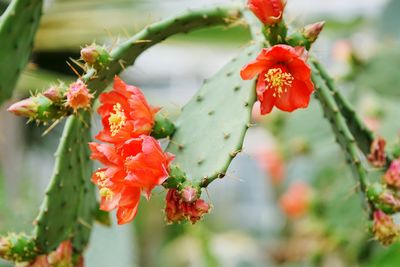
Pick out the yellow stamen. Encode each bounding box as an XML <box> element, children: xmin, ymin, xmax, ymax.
<box><xmin>264</xmin><ymin>68</ymin><xmax>294</xmax><ymax>98</ymax></box>
<box><xmin>99</xmin><ymin>187</ymin><xmax>114</xmax><ymax>200</ymax></box>
<box><xmin>96</xmin><ymin>171</ymin><xmax>107</xmax><ymax>187</ymax></box>
<box><xmin>108</xmin><ymin>103</ymin><xmax>126</xmax><ymax>136</ymax></box>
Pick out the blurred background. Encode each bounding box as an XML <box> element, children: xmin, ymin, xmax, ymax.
<box><xmin>1</xmin><ymin>0</ymin><xmax>400</xmax><ymax>266</ymax></box>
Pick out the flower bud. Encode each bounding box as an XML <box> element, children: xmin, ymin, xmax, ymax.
<box><xmin>65</xmin><ymin>80</ymin><xmax>93</xmax><ymax>112</ymax></box>
<box><xmin>80</xmin><ymin>44</ymin><xmax>111</xmax><ymax>69</ymax></box>
<box><xmin>373</xmin><ymin>210</ymin><xmax>400</xmax><ymax>246</ymax></box>
<box><xmin>368</xmin><ymin>137</ymin><xmax>387</xmax><ymax>168</ymax></box>
<box><xmin>30</xmin><ymin>255</ymin><xmax>51</xmax><ymax>267</ymax></box>
<box><xmin>247</xmin><ymin>0</ymin><xmax>286</xmax><ymax>26</ymax></box>
<box><xmin>384</xmin><ymin>159</ymin><xmax>400</xmax><ymax>189</ymax></box>
<box><xmin>43</xmin><ymin>85</ymin><xmax>66</xmax><ymax>102</ymax></box>
<box><xmin>302</xmin><ymin>21</ymin><xmax>325</xmax><ymax>43</ymax></box>
<box><xmin>7</xmin><ymin>98</ymin><xmax>39</xmax><ymax>118</ymax></box>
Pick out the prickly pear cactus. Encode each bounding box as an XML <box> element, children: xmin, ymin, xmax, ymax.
<box><xmin>33</xmin><ymin>114</ymin><xmax>95</xmax><ymax>253</ymax></box>
<box><xmin>0</xmin><ymin>0</ymin><xmax>43</xmax><ymax>104</ymax></box>
<box><xmin>166</xmin><ymin>43</ymin><xmax>263</xmax><ymax>187</ymax></box>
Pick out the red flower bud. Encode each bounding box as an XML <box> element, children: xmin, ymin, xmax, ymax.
<box><xmin>373</xmin><ymin>210</ymin><xmax>399</xmax><ymax>246</ymax></box>
<box><xmin>368</xmin><ymin>137</ymin><xmax>387</xmax><ymax>168</ymax></box>
<box><xmin>302</xmin><ymin>21</ymin><xmax>325</xmax><ymax>43</ymax></box>
<box><xmin>43</xmin><ymin>85</ymin><xmax>65</xmax><ymax>102</ymax></box>
<box><xmin>384</xmin><ymin>159</ymin><xmax>400</xmax><ymax>189</ymax></box>
<box><xmin>65</xmin><ymin>80</ymin><xmax>93</xmax><ymax>112</ymax></box>
<box><xmin>247</xmin><ymin>0</ymin><xmax>286</xmax><ymax>26</ymax></box>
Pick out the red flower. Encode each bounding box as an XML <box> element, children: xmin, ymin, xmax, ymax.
<box><xmin>165</xmin><ymin>189</ymin><xmax>210</xmax><ymax>224</ymax></box>
<box><xmin>65</xmin><ymin>79</ymin><xmax>93</xmax><ymax>112</ymax></box>
<box><xmin>89</xmin><ymin>135</ymin><xmax>174</xmax><ymax>224</ymax></box>
<box><xmin>247</xmin><ymin>0</ymin><xmax>286</xmax><ymax>25</ymax></box>
<box><xmin>241</xmin><ymin>44</ymin><xmax>314</xmax><ymax>114</ymax></box>
<box><xmin>96</xmin><ymin>76</ymin><xmax>159</xmax><ymax>145</ymax></box>
<box><xmin>384</xmin><ymin>159</ymin><xmax>400</xmax><ymax>189</ymax></box>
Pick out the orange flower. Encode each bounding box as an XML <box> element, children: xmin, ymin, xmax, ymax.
<box><xmin>241</xmin><ymin>45</ymin><xmax>314</xmax><ymax>115</ymax></box>
<box><xmin>247</xmin><ymin>0</ymin><xmax>286</xmax><ymax>26</ymax></box>
<box><xmin>65</xmin><ymin>79</ymin><xmax>93</xmax><ymax>112</ymax></box>
<box><xmin>123</xmin><ymin>136</ymin><xmax>175</xmax><ymax>198</ymax></box>
<box><xmin>279</xmin><ymin>182</ymin><xmax>311</xmax><ymax>218</ymax></box>
<box><xmin>96</xmin><ymin>76</ymin><xmax>159</xmax><ymax>146</ymax></box>
<box><xmin>89</xmin><ymin>135</ymin><xmax>173</xmax><ymax>224</ymax></box>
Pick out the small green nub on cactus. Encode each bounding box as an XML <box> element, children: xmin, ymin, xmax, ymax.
<box><xmin>151</xmin><ymin>113</ymin><xmax>176</xmax><ymax>139</ymax></box>
<box><xmin>80</xmin><ymin>44</ymin><xmax>111</xmax><ymax>69</ymax></box>
<box><xmin>163</xmin><ymin>165</ymin><xmax>187</xmax><ymax>189</ymax></box>
<box><xmin>366</xmin><ymin>183</ymin><xmax>385</xmax><ymax>201</ymax></box>
<box><xmin>0</xmin><ymin>233</ymin><xmax>37</xmax><ymax>262</ymax></box>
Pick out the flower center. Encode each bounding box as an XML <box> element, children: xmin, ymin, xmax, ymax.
<box><xmin>99</xmin><ymin>187</ymin><xmax>114</xmax><ymax>200</ymax></box>
<box><xmin>264</xmin><ymin>67</ymin><xmax>294</xmax><ymax>98</ymax></box>
<box><xmin>96</xmin><ymin>171</ymin><xmax>108</xmax><ymax>187</ymax></box>
<box><xmin>108</xmin><ymin>103</ymin><xmax>126</xmax><ymax>136</ymax></box>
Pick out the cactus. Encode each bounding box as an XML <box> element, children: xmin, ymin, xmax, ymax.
<box><xmin>166</xmin><ymin>43</ymin><xmax>262</xmax><ymax>187</ymax></box>
<box><xmin>33</xmin><ymin>113</ymin><xmax>95</xmax><ymax>253</ymax></box>
<box><xmin>0</xmin><ymin>0</ymin><xmax>43</xmax><ymax>104</ymax></box>
<box><xmin>82</xmin><ymin>5</ymin><xmax>241</xmax><ymax>98</ymax></box>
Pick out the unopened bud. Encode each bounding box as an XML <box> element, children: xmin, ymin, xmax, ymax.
<box><xmin>373</xmin><ymin>210</ymin><xmax>400</xmax><ymax>246</ymax></box>
<box><xmin>7</xmin><ymin>98</ymin><xmax>39</xmax><ymax>117</ymax></box>
<box><xmin>80</xmin><ymin>44</ymin><xmax>111</xmax><ymax>68</ymax></box>
<box><xmin>8</xmin><ymin>95</ymin><xmax>59</xmax><ymax>122</ymax></box>
<box><xmin>384</xmin><ymin>159</ymin><xmax>400</xmax><ymax>189</ymax></box>
<box><xmin>368</xmin><ymin>137</ymin><xmax>387</xmax><ymax>168</ymax></box>
<box><xmin>303</xmin><ymin>21</ymin><xmax>325</xmax><ymax>43</ymax></box>
<box><xmin>43</xmin><ymin>85</ymin><xmax>66</xmax><ymax>102</ymax></box>
<box><xmin>0</xmin><ymin>233</ymin><xmax>36</xmax><ymax>262</ymax></box>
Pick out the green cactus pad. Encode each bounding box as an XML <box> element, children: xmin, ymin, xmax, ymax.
<box><xmin>166</xmin><ymin>44</ymin><xmax>262</xmax><ymax>186</ymax></box>
<box><xmin>0</xmin><ymin>0</ymin><xmax>43</xmax><ymax>104</ymax></box>
<box><xmin>33</xmin><ymin>114</ymin><xmax>95</xmax><ymax>253</ymax></box>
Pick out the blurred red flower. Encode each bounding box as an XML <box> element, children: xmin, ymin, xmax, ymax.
<box><xmin>247</xmin><ymin>0</ymin><xmax>286</xmax><ymax>25</ymax></box>
<box><xmin>279</xmin><ymin>182</ymin><xmax>311</xmax><ymax>218</ymax></box>
<box><xmin>241</xmin><ymin>44</ymin><xmax>314</xmax><ymax>115</ymax></box>
<box><xmin>96</xmin><ymin>76</ymin><xmax>159</xmax><ymax>146</ymax></box>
